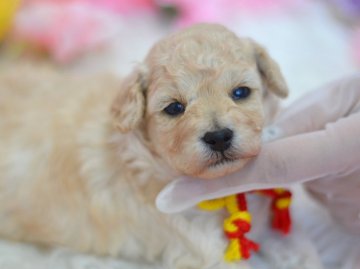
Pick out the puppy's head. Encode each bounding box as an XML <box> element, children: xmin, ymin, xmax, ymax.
<box><xmin>112</xmin><ymin>24</ymin><xmax>288</xmax><ymax>179</ymax></box>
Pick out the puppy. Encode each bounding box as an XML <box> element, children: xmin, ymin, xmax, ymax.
<box><xmin>0</xmin><ymin>24</ymin><xmax>287</xmax><ymax>269</ymax></box>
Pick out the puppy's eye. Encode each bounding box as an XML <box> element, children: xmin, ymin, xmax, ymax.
<box><xmin>231</xmin><ymin>86</ymin><xmax>251</xmax><ymax>100</ymax></box>
<box><xmin>164</xmin><ymin>102</ymin><xmax>185</xmax><ymax>116</ymax></box>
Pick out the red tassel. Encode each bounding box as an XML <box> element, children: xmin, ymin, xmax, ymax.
<box><xmin>272</xmin><ymin>207</ymin><xmax>291</xmax><ymax>234</ymax></box>
<box><xmin>239</xmin><ymin>237</ymin><xmax>260</xmax><ymax>259</ymax></box>
<box><xmin>236</xmin><ymin>193</ymin><xmax>248</xmax><ymax>211</ymax></box>
<box><xmin>257</xmin><ymin>189</ymin><xmax>292</xmax><ymax>235</ymax></box>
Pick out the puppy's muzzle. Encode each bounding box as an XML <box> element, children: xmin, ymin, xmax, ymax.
<box><xmin>202</xmin><ymin>128</ymin><xmax>234</xmax><ymax>152</ymax></box>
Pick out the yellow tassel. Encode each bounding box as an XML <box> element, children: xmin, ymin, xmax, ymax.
<box><xmin>197</xmin><ymin>198</ymin><xmax>225</xmax><ymax>211</ymax></box>
<box><xmin>274</xmin><ymin>188</ymin><xmax>286</xmax><ymax>194</ymax></box>
<box><xmin>225</xmin><ymin>195</ymin><xmax>239</xmax><ymax>214</ymax></box>
<box><xmin>275</xmin><ymin>197</ymin><xmax>291</xmax><ymax>209</ymax></box>
<box><xmin>224</xmin><ymin>239</ymin><xmax>242</xmax><ymax>262</ymax></box>
<box><xmin>198</xmin><ymin>194</ymin><xmax>252</xmax><ymax>262</ymax></box>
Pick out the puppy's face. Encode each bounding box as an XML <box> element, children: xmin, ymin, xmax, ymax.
<box><xmin>146</xmin><ymin>65</ymin><xmax>265</xmax><ymax>179</ymax></box>
<box><xmin>112</xmin><ymin>24</ymin><xmax>288</xmax><ymax>179</ymax></box>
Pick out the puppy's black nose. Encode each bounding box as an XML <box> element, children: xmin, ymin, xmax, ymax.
<box><xmin>202</xmin><ymin>128</ymin><xmax>234</xmax><ymax>152</ymax></box>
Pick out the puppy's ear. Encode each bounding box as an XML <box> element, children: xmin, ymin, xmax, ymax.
<box><xmin>111</xmin><ymin>66</ymin><xmax>147</xmax><ymax>133</ymax></box>
<box><xmin>251</xmin><ymin>40</ymin><xmax>288</xmax><ymax>98</ymax></box>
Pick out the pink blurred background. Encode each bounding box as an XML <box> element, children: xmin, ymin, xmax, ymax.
<box><xmin>2</xmin><ymin>0</ymin><xmax>358</xmax><ymax>104</ymax></box>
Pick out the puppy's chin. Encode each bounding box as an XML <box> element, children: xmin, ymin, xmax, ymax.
<box><xmin>194</xmin><ymin>157</ymin><xmax>252</xmax><ymax>179</ymax></box>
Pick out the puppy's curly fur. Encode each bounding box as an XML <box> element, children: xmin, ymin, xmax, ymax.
<box><xmin>0</xmin><ymin>24</ymin><xmax>287</xmax><ymax>269</ymax></box>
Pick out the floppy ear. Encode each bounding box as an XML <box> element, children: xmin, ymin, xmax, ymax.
<box><xmin>251</xmin><ymin>40</ymin><xmax>289</xmax><ymax>98</ymax></box>
<box><xmin>111</xmin><ymin>66</ymin><xmax>147</xmax><ymax>133</ymax></box>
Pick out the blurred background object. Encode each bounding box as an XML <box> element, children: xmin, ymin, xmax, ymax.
<box><xmin>0</xmin><ymin>1</ymin><xmax>359</xmax><ymax>269</ymax></box>
<box><xmin>0</xmin><ymin>0</ymin><xmax>20</xmax><ymax>40</ymax></box>
<box><xmin>325</xmin><ymin>0</ymin><xmax>360</xmax><ymax>26</ymax></box>
<box><xmin>158</xmin><ymin>0</ymin><xmax>302</xmax><ymax>27</ymax></box>
<box><xmin>1</xmin><ymin>0</ymin><xmax>359</xmax><ymax>81</ymax></box>
<box><xmin>13</xmin><ymin>0</ymin><xmax>121</xmax><ymax>63</ymax></box>
<box><xmin>1</xmin><ymin>0</ymin><xmax>358</xmax><ymax>94</ymax></box>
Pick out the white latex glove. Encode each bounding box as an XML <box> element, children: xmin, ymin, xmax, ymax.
<box><xmin>156</xmin><ymin>74</ymin><xmax>360</xmax><ymax>215</ymax></box>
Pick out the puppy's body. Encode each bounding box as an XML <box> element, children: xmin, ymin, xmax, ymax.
<box><xmin>0</xmin><ymin>67</ymin><xmax>246</xmax><ymax>268</ymax></box>
<box><xmin>0</xmin><ymin>24</ymin><xmax>287</xmax><ymax>269</ymax></box>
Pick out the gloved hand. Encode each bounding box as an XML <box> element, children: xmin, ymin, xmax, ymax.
<box><xmin>156</xmin><ymin>74</ymin><xmax>360</xmax><ymax>215</ymax></box>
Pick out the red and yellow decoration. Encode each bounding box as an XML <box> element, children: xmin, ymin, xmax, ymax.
<box><xmin>257</xmin><ymin>188</ymin><xmax>292</xmax><ymax>234</ymax></box>
<box><xmin>198</xmin><ymin>188</ymin><xmax>292</xmax><ymax>262</ymax></box>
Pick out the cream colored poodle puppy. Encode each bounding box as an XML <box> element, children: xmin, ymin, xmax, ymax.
<box><xmin>0</xmin><ymin>24</ymin><xmax>288</xmax><ymax>269</ymax></box>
